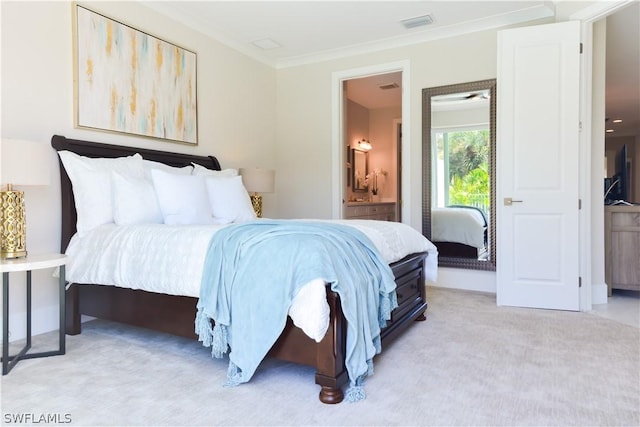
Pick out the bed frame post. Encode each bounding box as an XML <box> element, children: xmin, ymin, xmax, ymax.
<box><xmin>65</xmin><ymin>284</ymin><xmax>81</xmax><ymax>335</ymax></box>
<box><xmin>314</xmin><ymin>290</ymin><xmax>348</xmax><ymax>404</ymax></box>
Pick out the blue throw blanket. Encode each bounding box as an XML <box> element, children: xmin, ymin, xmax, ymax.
<box><xmin>195</xmin><ymin>220</ymin><xmax>397</xmax><ymax>402</ymax></box>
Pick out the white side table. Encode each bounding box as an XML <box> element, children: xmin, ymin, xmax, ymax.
<box><xmin>1</xmin><ymin>254</ymin><xmax>67</xmax><ymax>375</ymax></box>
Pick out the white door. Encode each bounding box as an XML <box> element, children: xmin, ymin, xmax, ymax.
<box><xmin>496</xmin><ymin>21</ymin><xmax>581</xmax><ymax>310</ymax></box>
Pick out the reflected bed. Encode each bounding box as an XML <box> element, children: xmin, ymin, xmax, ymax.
<box><xmin>431</xmin><ymin>206</ymin><xmax>488</xmax><ymax>259</ymax></box>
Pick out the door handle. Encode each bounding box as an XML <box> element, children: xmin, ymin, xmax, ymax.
<box><xmin>504</xmin><ymin>197</ymin><xmax>523</xmax><ymax>206</ymax></box>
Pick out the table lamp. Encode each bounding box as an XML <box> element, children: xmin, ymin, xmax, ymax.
<box><xmin>239</xmin><ymin>168</ymin><xmax>275</xmax><ymax>218</ymax></box>
<box><xmin>0</xmin><ymin>139</ymin><xmax>50</xmax><ymax>259</ymax></box>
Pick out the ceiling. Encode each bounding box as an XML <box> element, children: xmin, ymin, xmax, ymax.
<box><xmin>144</xmin><ymin>1</ymin><xmax>555</xmax><ymax>68</ymax></box>
<box><xmin>345</xmin><ymin>72</ymin><xmax>402</xmax><ymax>110</ymax></box>
<box><xmin>142</xmin><ymin>1</ymin><xmax>639</xmax><ymax>137</ymax></box>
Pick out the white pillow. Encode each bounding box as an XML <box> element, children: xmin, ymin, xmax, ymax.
<box><xmin>192</xmin><ymin>163</ymin><xmax>237</xmax><ymax>177</ymax></box>
<box><xmin>58</xmin><ymin>151</ymin><xmax>145</xmax><ymax>235</ymax></box>
<box><xmin>111</xmin><ymin>172</ymin><xmax>163</xmax><ymax>225</ymax></box>
<box><xmin>204</xmin><ymin>175</ymin><xmax>257</xmax><ymax>224</ymax></box>
<box><xmin>142</xmin><ymin>158</ymin><xmax>193</xmax><ymax>178</ymax></box>
<box><xmin>150</xmin><ymin>169</ymin><xmax>215</xmax><ymax>225</ymax></box>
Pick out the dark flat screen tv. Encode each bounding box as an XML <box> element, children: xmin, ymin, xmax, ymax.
<box><xmin>604</xmin><ymin>144</ymin><xmax>629</xmax><ymax>204</ymax></box>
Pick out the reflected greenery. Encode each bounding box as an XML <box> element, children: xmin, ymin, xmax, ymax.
<box><xmin>435</xmin><ymin>129</ymin><xmax>490</xmax><ymax>215</ymax></box>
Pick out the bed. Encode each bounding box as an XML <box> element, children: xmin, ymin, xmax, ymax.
<box><xmin>51</xmin><ymin>134</ymin><xmax>436</xmax><ymax>404</ymax></box>
<box><xmin>431</xmin><ymin>206</ymin><xmax>488</xmax><ymax>259</ymax></box>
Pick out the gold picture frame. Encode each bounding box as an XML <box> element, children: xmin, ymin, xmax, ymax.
<box><xmin>73</xmin><ymin>4</ymin><xmax>198</xmax><ymax>144</ymax></box>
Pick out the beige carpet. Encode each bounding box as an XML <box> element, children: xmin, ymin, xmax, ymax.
<box><xmin>1</xmin><ymin>287</ymin><xmax>638</xmax><ymax>426</ymax></box>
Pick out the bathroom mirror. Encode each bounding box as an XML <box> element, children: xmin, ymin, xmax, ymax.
<box><xmin>422</xmin><ymin>79</ymin><xmax>496</xmax><ymax>271</ymax></box>
<box><xmin>352</xmin><ymin>149</ymin><xmax>369</xmax><ymax>192</ymax></box>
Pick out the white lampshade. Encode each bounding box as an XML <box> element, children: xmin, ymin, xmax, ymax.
<box><xmin>1</xmin><ymin>139</ymin><xmax>51</xmax><ymax>187</ymax></box>
<box><xmin>239</xmin><ymin>168</ymin><xmax>275</xmax><ymax>193</ymax></box>
<box><xmin>1</xmin><ymin>139</ymin><xmax>50</xmax><ymax>258</ymax></box>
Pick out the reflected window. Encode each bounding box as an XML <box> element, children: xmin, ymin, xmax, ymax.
<box><xmin>432</xmin><ymin>127</ymin><xmax>490</xmax><ymax>217</ymax></box>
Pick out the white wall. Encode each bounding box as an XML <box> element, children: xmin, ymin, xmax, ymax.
<box><xmin>1</xmin><ymin>1</ymin><xmax>276</xmax><ymax>341</ymax></box>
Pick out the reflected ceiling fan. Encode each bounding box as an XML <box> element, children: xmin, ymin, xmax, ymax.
<box><xmin>433</xmin><ymin>90</ymin><xmax>490</xmax><ymax>102</ymax></box>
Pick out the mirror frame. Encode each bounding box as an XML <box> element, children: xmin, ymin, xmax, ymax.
<box><xmin>351</xmin><ymin>148</ymin><xmax>369</xmax><ymax>193</ymax></box>
<box><xmin>422</xmin><ymin>79</ymin><xmax>497</xmax><ymax>271</ymax></box>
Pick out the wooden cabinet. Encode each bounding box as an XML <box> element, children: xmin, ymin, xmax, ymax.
<box><xmin>345</xmin><ymin>202</ymin><xmax>397</xmax><ymax>221</ymax></box>
<box><xmin>604</xmin><ymin>205</ymin><xmax>640</xmax><ymax>295</ymax></box>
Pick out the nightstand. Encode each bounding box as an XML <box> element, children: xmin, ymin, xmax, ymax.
<box><xmin>1</xmin><ymin>254</ymin><xmax>67</xmax><ymax>375</ymax></box>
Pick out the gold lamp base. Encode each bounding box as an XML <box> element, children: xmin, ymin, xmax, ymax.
<box><xmin>1</xmin><ymin>189</ymin><xmax>27</xmax><ymax>259</ymax></box>
<box><xmin>250</xmin><ymin>193</ymin><xmax>263</xmax><ymax>218</ymax></box>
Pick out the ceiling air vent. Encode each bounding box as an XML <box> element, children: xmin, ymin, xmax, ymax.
<box><xmin>378</xmin><ymin>82</ymin><xmax>400</xmax><ymax>90</ymax></box>
<box><xmin>251</xmin><ymin>38</ymin><xmax>281</xmax><ymax>50</ymax></box>
<box><xmin>400</xmin><ymin>14</ymin><xmax>434</xmax><ymax>30</ymax></box>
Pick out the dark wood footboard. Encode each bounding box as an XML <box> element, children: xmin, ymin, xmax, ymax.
<box><xmin>64</xmin><ymin>251</ymin><xmax>428</xmax><ymax>404</ymax></box>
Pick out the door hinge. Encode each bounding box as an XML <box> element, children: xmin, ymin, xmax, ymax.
<box><xmin>579</xmin><ymin>199</ymin><xmax>582</xmax><ymax>210</ymax></box>
<box><xmin>579</xmin><ymin>277</ymin><xmax>582</xmax><ymax>288</ymax></box>
<box><xmin>580</xmin><ymin>42</ymin><xmax>583</xmax><ymax>54</ymax></box>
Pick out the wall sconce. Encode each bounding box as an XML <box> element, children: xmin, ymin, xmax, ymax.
<box><xmin>0</xmin><ymin>139</ymin><xmax>51</xmax><ymax>258</ymax></box>
<box><xmin>239</xmin><ymin>167</ymin><xmax>275</xmax><ymax>218</ymax></box>
<box><xmin>357</xmin><ymin>139</ymin><xmax>372</xmax><ymax>151</ymax></box>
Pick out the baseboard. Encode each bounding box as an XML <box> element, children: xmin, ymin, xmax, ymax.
<box><xmin>431</xmin><ymin>267</ymin><xmax>496</xmax><ymax>294</ymax></box>
<box><xmin>591</xmin><ymin>282</ymin><xmax>608</xmax><ymax>305</ymax></box>
<box><xmin>4</xmin><ymin>305</ymin><xmax>61</xmax><ymax>343</ymax></box>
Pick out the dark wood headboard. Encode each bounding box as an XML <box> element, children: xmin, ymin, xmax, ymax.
<box><xmin>51</xmin><ymin>135</ymin><xmax>222</xmax><ymax>252</ymax></box>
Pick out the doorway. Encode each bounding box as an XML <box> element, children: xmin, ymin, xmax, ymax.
<box><xmin>566</xmin><ymin>0</ymin><xmax>640</xmax><ymax>310</ymax></box>
<box><xmin>599</xmin><ymin>2</ymin><xmax>640</xmax><ymax>312</ymax></box>
<box><xmin>343</xmin><ymin>73</ymin><xmax>401</xmax><ymax>220</ymax></box>
<box><xmin>331</xmin><ymin>61</ymin><xmax>411</xmax><ymax>223</ymax></box>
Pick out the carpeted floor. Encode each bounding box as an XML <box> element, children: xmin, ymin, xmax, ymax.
<box><xmin>1</xmin><ymin>287</ymin><xmax>638</xmax><ymax>426</ymax></box>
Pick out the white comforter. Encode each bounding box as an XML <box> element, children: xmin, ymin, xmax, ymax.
<box><xmin>431</xmin><ymin>207</ymin><xmax>486</xmax><ymax>248</ymax></box>
<box><xmin>65</xmin><ymin>219</ymin><xmax>437</xmax><ymax>342</ymax></box>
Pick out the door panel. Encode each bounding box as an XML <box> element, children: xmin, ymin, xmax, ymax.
<box><xmin>497</xmin><ymin>21</ymin><xmax>581</xmax><ymax>310</ymax></box>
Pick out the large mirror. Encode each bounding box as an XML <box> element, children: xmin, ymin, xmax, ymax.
<box><xmin>352</xmin><ymin>148</ymin><xmax>369</xmax><ymax>192</ymax></box>
<box><xmin>422</xmin><ymin>79</ymin><xmax>496</xmax><ymax>271</ymax></box>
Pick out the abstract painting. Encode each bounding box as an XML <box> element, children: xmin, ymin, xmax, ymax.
<box><xmin>74</xmin><ymin>5</ymin><xmax>197</xmax><ymax>144</ymax></box>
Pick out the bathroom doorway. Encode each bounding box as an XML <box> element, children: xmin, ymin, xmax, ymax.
<box><xmin>342</xmin><ymin>72</ymin><xmax>402</xmax><ymax>221</ymax></box>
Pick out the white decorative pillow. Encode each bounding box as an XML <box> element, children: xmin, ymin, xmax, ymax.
<box><xmin>111</xmin><ymin>172</ymin><xmax>163</xmax><ymax>225</ymax></box>
<box><xmin>150</xmin><ymin>169</ymin><xmax>215</xmax><ymax>225</ymax></box>
<box><xmin>204</xmin><ymin>175</ymin><xmax>257</xmax><ymax>224</ymax></box>
<box><xmin>192</xmin><ymin>163</ymin><xmax>238</xmax><ymax>177</ymax></box>
<box><xmin>142</xmin><ymin>158</ymin><xmax>193</xmax><ymax>178</ymax></box>
<box><xmin>58</xmin><ymin>151</ymin><xmax>145</xmax><ymax>235</ymax></box>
